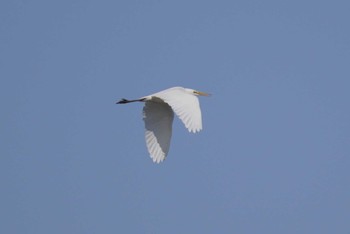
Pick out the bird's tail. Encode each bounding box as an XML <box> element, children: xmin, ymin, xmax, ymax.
<box><xmin>116</xmin><ymin>98</ymin><xmax>145</xmax><ymax>104</ymax></box>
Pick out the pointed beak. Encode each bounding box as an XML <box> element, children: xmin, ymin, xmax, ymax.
<box><xmin>195</xmin><ymin>90</ymin><xmax>211</xmax><ymax>96</ymax></box>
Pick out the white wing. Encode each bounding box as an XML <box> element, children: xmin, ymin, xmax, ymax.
<box><xmin>153</xmin><ymin>87</ymin><xmax>202</xmax><ymax>133</ymax></box>
<box><xmin>143</xmin><ymin>98</ymin><xmax>174</xmax><ymax>163</ymax></box>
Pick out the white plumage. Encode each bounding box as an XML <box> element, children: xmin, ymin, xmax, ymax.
<box><xmin>117</xmin><ymin>86</ymin><xmax>209</xmax><ymax>163</ymax></box>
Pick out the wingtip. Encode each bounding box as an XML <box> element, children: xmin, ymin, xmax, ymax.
<box><xmin>151</xmin><ymin>155</ymin><xmax>166</xmax><ymax>164</ymax></box>
<box><xmin>188</xmin><ymin>127</ymin><xmax>203</xmax><ymax>133</ymax></box>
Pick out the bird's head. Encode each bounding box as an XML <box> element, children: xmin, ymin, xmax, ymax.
<box><xmin>186</xmin><ymin>88</ymin><xmax>211</xmax><ymax>97</ymax></box>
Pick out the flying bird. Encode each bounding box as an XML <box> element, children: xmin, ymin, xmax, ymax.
<box><xmin>116</xmin><ymin>86</ymin><xmax>210</xmax><ymax>163</ymax></box>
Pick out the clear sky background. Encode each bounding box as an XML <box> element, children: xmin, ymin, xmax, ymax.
<box><xmin>1</xmin><ymin>0</ymin><xmax>349</xmax><ymax>233</ymax></box>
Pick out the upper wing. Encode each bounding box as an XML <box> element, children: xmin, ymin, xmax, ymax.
<box><xmin>143</xmin><ymin>98</ymin><xmax>174</xmax><ymax>163</ymax></box>
<box><xmin>154</xmin><ymin>88</ymin><xmax>202</xmax><ymax>133</ymax></box>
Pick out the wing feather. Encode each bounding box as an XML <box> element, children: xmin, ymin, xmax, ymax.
<box><xmin>143</xmin><ymin>99</ymin><xmax>174</xmax><ymax>163</ymax></box>
<box><xmin>153</xmin><ymin>87</ymin><xmax>202</xmax><ymax>133</ymax></box>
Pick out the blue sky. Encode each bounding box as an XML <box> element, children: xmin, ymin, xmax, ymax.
<box><xmin>1</xmin><ymin>0</ymin><xmax>349</xmax><ymax>233</ymax></box>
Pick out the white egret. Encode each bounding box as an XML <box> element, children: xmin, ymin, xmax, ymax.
<box><xmin>116</xmin><ymin>86</ymin><xmax>210</xmax><ymax>163</ymax></box>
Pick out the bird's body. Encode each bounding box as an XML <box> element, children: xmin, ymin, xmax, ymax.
<box><xmin>117</xmin><ymin>86</ymin><xmax>209</xmax><ymax>163</ymax></box>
